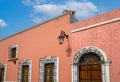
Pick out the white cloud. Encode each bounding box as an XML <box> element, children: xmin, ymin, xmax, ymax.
<box><xmin>0</xmin><ymin>19</ymin><xmax>7</xmax><ymax>28</ymax></box>
<box><xmin>22</xmin><ymin>0</ymin><xmax>46</xmax><ymax>5</ymax></box>
<box><xmin>31</xmin><ymin>16</ymin><xmax>48</xmax><ymax>23</ymax></box>
<box><xmin>22</xmin><ymin>0</ymin><xmax>34</xmax><ymax>6</ymax></box>
<box><xmin>33</xmin><ymin>4</ymin><xmax>64</xmax><ymax>16</ymax></box>
<box><xmin>22</xmin><ymin>0</ymin><xmax>101</xmax><ymax>24</ymax></box>
<box><xmin>34</xmin><ymin>0</ymin><xmax>45</xmax><ymax>4</ymax></box>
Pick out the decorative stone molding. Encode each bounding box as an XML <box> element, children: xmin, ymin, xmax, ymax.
<box><xmin>72</xmin><ymin>46</ymin><xmax>111</xmax><ymax>82</ymax></box>
<box><xmin>39</xmin><ymin>56</ymin><xmax>59</xmax><ymax>82</ymax></box>
<box><xmin>18</xmin><ymin>60</ymin><xmax>32</xmax><ymax>82</ymax></box>
<box><xmin>73</xmin><ymin>46</ymin><xmax>107</xmax><ymax>64</ymax></box>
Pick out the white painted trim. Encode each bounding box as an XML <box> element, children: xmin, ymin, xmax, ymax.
<box><xmin>30</xmin><ymin>60</ymin><xmax>32</xmax><ymax>82</ymax></box>
<box><xmin>4</xmin><ymin>64</ymin><xmax>7</xmax><ymax>82</ymax></box>
<box><xmin>71</xmin><ymin>64</ymin><xmax>73</xmax><ymax>82</ymax></box>
<box><xmin>56</xmin><ymin>57</ymin><xmax>59</xmax><ymax>82</ymax></box>
<box><xmin>104</xmin><ymin>61</ymin><xmax>111</xmax><ymax>82</ymax></box>
<box><xmin>72</xmin><ymin>17</ymin><xmax>120</xmax><ymax>33</ymax></box>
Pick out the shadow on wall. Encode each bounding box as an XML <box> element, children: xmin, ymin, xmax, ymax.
<box><xmin>66</xmin><ymin>39</ymin><xmax>72</xmax><ymax>57</ymax></box>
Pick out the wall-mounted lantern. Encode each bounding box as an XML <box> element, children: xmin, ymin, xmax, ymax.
<box><xmin>58</xmin><ymin>31</ymin><xmax>68</xmax><ymax>44</ymax></box>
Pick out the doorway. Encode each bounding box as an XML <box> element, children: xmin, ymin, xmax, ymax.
<box><xmin>79</xmin><ymin>52</ymin><xmax>102</xmax><ymax>82</ymax></box>
<box><xmin>72</xmin><ymin>46</ymin><xmax>111</xmax><ymax>82</ymax></box>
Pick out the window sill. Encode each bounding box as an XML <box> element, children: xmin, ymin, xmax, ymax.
<box><xmin>8</xmin><ymin>58</ymin><xmax>18</xmax><ymax>61</ymax></box>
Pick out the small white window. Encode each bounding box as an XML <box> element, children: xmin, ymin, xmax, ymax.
<box><xmin>9</xmin><ymin>45</ymin><xmax>18</xmax><ymax>61</ymax></box>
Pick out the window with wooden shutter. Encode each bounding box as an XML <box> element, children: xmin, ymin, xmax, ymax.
<box><xmin>44</xmin><ymin>63</ymin><xmax>54</xmax><ymax>82</ymax></box>
<box><xmin>0</xmin><ymin>64</ymin><xmax>6</xmax><ymax>82</ymax></box>
<box><xmin>0</xmin><ymin>68</ymin><xmax>5</xmax><ymax>82</ymax></box>
<box><xmin>18</xmin><ymin>60</ymin><xmax>32</xmax><ymax>82</ymax></box>
<box><xmin>21</xmin><ymin>65</ymin><xmax>29</xmax><ymax>82</ymax></box>
<box><xmin>9</xmin><ymin>45</ymin><xmax>18</xmax><ymax>61</ymax></box>
<box><xmin>39</xmin><ymin>57</ymin><xmax>59</xmax><ymax>82</ymax></box>
<box><xmin>11</xmin><ymin>47</ymin><xmax>16</xmax><ymax>58</ymax></box>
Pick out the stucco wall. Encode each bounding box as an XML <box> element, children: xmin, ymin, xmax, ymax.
<box><xmin>0</xmin><ymin>14</ymin><xmax>73</xmax><ymax>82</ymax></box>
<box><xmin>0</xmin><ymin>8</ymin><xmax>120</xmax><ymax>82</ymax></box>
<box><xmin>72</xmin><ymin>8</ymin><xmax>120</xmax><ymax>30</ymax></box>
<box><xmin>71</xmin><ymin>19</ymin><xmax>120</xmax><ymax>82</ymax></box>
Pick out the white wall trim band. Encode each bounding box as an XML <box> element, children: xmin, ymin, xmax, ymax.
<box><xmin>71</xmin><ymin>17</ymin><xmax>120</xmax><ymax>33</ymax></box>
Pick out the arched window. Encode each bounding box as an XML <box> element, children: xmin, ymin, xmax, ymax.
<box><xmin>72</xmin><ymin>46</ymin><xmax>111</xmax><ymax>82</ymax></box>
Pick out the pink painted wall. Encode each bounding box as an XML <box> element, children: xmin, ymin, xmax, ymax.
<box><xmin>72</xmin><ymin>8</ymin><xmax>120</xmax><ymax>30</ymax></box>
<box><xmin>0</xmin><ymin>8</ymin><xmax>120</xmax><ymax>82</ymax></box>
<box><xmin>71</xmin><ymin>8</ymin><xmax>120</xmax><ymax>82</ymax></box>
<box><xmin>0</xmin><ymin>14</ymin><xmax>73</xmax><ymax>82</ymax></box>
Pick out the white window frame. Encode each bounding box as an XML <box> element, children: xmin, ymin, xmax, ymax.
<box><xmin>39</xmin><ymin>56</ymin><xmax>59</xmax><ymax>82</ymax></box>
<box><xmin>0</xmin><ymin>64</ymin><xmax>7</xmax><ymax>82</ymax></box>
<box><xmin>9</xmin><ymin>45</ymin><xmax>18</xmax><ymax>60</ymax></box>
<box><xmin>72</xmin><ymin>46</ymin><xmax>111</xmax><ymax>82</ymax></box>
<box><xmin>18</xmin><ymin>60</ymin><xmax>32</xmax><ymax>82</ymax></box>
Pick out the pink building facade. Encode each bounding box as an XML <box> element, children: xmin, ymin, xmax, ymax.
<box><xmin>0</xmin><ymin>9</ymin><xmax>120</xmax><ymax>82</ymax></box>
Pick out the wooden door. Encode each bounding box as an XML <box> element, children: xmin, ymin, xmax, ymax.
<box><xmin>0</xmin><ymin>68</ymin><xmax>4</xmax><ymax>82</ymax></box>
<box><xmin>44</xmin><ymin>63</ymin><xmax>54</xmax><ymax>82</ymax></box>
<box><xmin>79</xmin><ymin>53</ymin><xmax>102</xmax><ymax>82</ymax></box>
<box><xmin>21</xmin><ymin>65</ymin><xmax>29</xmax><ymax>82</ymax></box>
<box><xmin>79</xmin><ymin>64</ymin><xmax>102</xmax><ymax>82</ymax></box>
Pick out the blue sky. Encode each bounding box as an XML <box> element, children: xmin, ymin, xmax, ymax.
<box><xmin>0</xmin><ymin>0</ymin><xmax>120</xmax><ymax>39</ymax></box>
